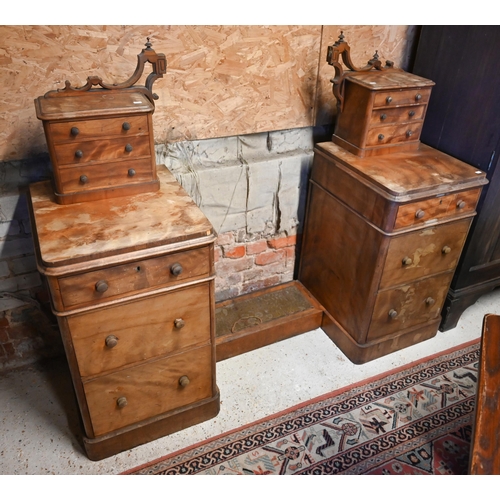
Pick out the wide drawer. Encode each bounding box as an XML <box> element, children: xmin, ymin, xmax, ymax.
<box><xmin>54</xmin><ymin>135</ymin><xmax>151</xmax><ymax>166</ymax></box>
<box><xmin>372</xmin><ymin>88</ymin><xmax>432</xmax><ymax>108</ymax></box>
<box><xmin>394</xmin><ymin>188</ymin><xmax>481</xmax><ymax>230</ymax></box>
<box><xmin>366</xmin><ymin>122</ymin><xmax>422</xmax><ymax>147</ymax></box>
<box><xmin>48</xmin><ymin>115</ymin><xmax>150</xmax><ymax>143</ymax></box>
<box><xmin>368</xmin><ymin>272</ymin><xmax>452</xmax><ymax>341</ymax></box>
<box><xmin>68</xmin><ymin>282</ymin><xmax>211</xmax><ymax>378</ymax></box>
<box><xmin>56</xmin><ymin>158</ymin><xmax>155</xmax><ymax>194</ymax></box>
<box><xmin>380</xmin><ymin>218</ymin><xmax>472</xmax><ymax>289</ymax></box>
<box><xmin>58</xmin><ymin>246</ymin><xmax>211</xmax><ymax>309</ymax></box>
<box><xmin>369</xmin><ymin>105</ymin><xmax>426</xmax><ymax>126</ymax></box>
<box><xmin>84</xmin><ymin>344</ymin><xmax>213</xmax><ymax>436</ymax></box>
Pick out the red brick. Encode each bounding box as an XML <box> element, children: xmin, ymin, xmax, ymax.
<box><xmin>268</xmin><ymin>235</ymin><xmax>297</xmax><ymax>249</ymax></box>
<box><xmin>215</xmin><ymin>256</ymin><xmax>253</xmax><ymax>274</ymax></box>
<box><xmin>241</xmin><ymin>276</ymin><xmax>281</xmax><ymax>294</ymax></box>
<box><xmin>246</xmin><ymin>239</ymin><xmax>268</xmax><ymax>255</ymax></box>
<box><xmin>224</xmin><ymin>245</ymin><xmax>246</xmax><ymax>259</ymax></box>
<box><xmin>255</xmin><ymin>250</ymin><xmax>285</xmax><ymax>266</ymax></box>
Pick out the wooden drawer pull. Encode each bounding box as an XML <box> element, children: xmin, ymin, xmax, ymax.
<box><xmin>122</xmin><ymin>122</ymin><xmax>131</xmax><ymax>131</ymax></box>
<box><xmin>95</xmin><ymin>280</ymin><xmax>109</xmax><ymax>293</ymax></box>
<box><xmin>174</xmin><ymin>318</ymin><xmax>185</xmax><ymax>329</ymax></box>
<box><xmin>425</xmin><ymin>297</ymin><xmax>436</xmax><ymax>306</ymax></box>
<box><xmin>179</xmin><ymin>375</ymin><xmax>190</xmax><ymax>388</ymax></box>
<box><xmin>378</xmin><ymin>134</ymin><xmax>385</xmax><ymax>141</ymax></box>
<box><xmin>386</xmin><ymin>96</ymin><xmax>393</xmax><ymax>104</ymax></box>
<box><xmin>415</xmin><ymin>93</ymin><xmax>422</xmax><ymax>101</ymax></box>
<box><xmin>75</xmin><ymin>149</ymin><xmax>84</xmax><ymax>158</ymax></box>
<box><xmin>80</xmin><ymin>175</ymin><xmax>89</xmax><ymax>184</ymax></box>
<box><xmin>105</xmin><ymin>335</ymin><xmax>118</xmax><ymax>348</ymax></box>
<box><xmin>170</xmin><ymin>263</ymin><xmax>183</xmax><ymax>276</ymax></box>
<box><xmin>415</xmin><ymin>209</ymin><xmax>425</xmax><ymax>219</ymax></box>
<box><xmin>388</xmin><ymin>309</ymin><xmax>398</xmax><ymax>319</ymax></box>
<box><xmin>128</xmin><ymin>168</ymin><xmax>136</xmax><ymax>177</ymax></box>
<box><xmin>380</xmin><ymin>113</ymin><xmax>387</xmax><ymax>121</ymax></box>
<box><xmin>116</xmin><ymin>396</ymin><xmax>128</xmax><ymax>409</ymax></box>
<box><xmin>402</xmin><ymin>256</ymin><xmax>413</xmax><ymax>266</ymax></box>
<box><xmin>406</xmin><ymin>130</ymin><xmax>413</xmax><ymax>138</ymax></box>
<box><xmin>442</xmin><ymin>245</ymin><xmax>452</xmax><ymax>254</ymax></box>
<box><xmin>408</xmin><ymin>110</ymin><xmax>416</xmax><ymax>118</ymax></box>
<box><xmin>70</xmin><ymin>126</ymin><xmax>79</xmax><ymax>136</ymax></box>
<box><xmin>125</xmin><ymin>143</ymin><xmax>133</xmax><ymax>153</ymax></box>
<box><xmin>456</xmin><ymin>200</ymin><xmax>466</xmax><ymax>209</ymax></box>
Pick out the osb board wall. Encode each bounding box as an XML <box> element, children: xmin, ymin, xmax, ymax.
<box><xmin>0</xmin><ymin>25</ymin><xmax>418</xmax><ymax>162</ymax></box>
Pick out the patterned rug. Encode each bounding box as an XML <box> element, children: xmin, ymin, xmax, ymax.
<box><xmin>123</xmin><ymin>340</ymin><xmax>479</xmax><ymax>475</ymax></box>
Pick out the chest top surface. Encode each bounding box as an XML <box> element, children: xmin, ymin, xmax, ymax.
<box><xmin>29</xmin><ymin>167</ymin><xmax>214</xmax><ymax>268</ymax></box>
<box><xmin>316</xmin><ymin>142</ymin><xmax>488</xmax><ymax>201</ymax></box>
<box><xmin>344</xmin><ymin>70</ymin><xmax>434</xmax><ymax>91</ymax></box>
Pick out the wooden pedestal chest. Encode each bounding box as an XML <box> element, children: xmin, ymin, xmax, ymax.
<box><xmin>28</xmin><ymin>167</ymin><xmax>219</xmax><ymax>460</ymax></box>
<box><xmin>299</xmin><ymin>142</ymin><xmax>487</xmax><ymax>364</ymax></box>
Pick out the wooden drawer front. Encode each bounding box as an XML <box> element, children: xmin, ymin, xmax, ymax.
<box><xmin>49</xmin><ymin>115</ymin><xmax>149</xmax><ymax>143</ymax></box>
<box><xmin>373</xmin><ymin>88</ymin><xmax>432</xmax><ymax>108</ymax></box>
<box><xmin>54</xmin><ymin>136</ymin><xmax>151</xmax><ymax>166</ymax></box>
<box><xmin>84</xmin><ymin>344</ymin><xmax>213</xmax><ymax>436</ymax></box>
<box><xmin>395</xmin><ymin>188</ymin><xmax>481</xmax><ymax>230</ymax></box>
<box><xmin>380</xmin><ymin>218</ymin><xmax>471</xmax><ymax>289</ymax></box>
<box><xmin>69</xmin><ymin>283</ymin><xmax>211</xmax><ymax>378</ymax></box>
<box><xmin>368</xmin><ymin>272</ymin><xmax>452</xmax><ymax>341</ymax></box>
<box><xmin>369</xmin><ymin>105</ymin><xmax>426</xmax><ymax>126</ymax></box>
<box><xmin>57</xmin><ymin>158</ymin><xmax>154</xmax><ymax>194</ymax></box>
<box><xmin>366</xmin><ymin>122</ymin><xmax>422</xmax><ymax>147</ymax></box>
<box><xmin>59</xmin><ymin>246</ymin><xmax>211</xmax><ymax>309</ymax></box>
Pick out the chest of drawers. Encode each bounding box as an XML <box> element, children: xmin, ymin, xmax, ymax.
<box><xmin>28</xmin><ymin>167</ymin><xmax>219</xmax><ymax>460</ymax></box>
<box><xmin>299</xmin><ymin>142</ymin><xmax>487</xmax><ymax>363</ymax></box>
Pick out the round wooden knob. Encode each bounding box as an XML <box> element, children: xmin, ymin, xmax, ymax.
<box><xmin>125</xmin><ymin>143</ymin><xmax>133</xmax><ymax>153</ymax></box>
<box><xmin>378</xmin><ymin>134</ymin><xmax>385</xmax><ymax>141</ymax></box>
<box><xmin>415</xmin><ymin>209</ymin><xmax>425</xmax><ymax>219</ymax></box>
<box><xmin>179</xmin><ymin>376</ymin><xmax>190</xmax><ymax>388</ymax></box>
<box><xmin>408</xmin><ymin>110</ymin><xmax>416</xmax><ymax>118</ymax></box>
<box><xmin>174</xmin><ymin>318</ymin><xmax>185</xmax><ymax>329</ymax></box>
<box><xmin>128</xmin><ymin>168</ymin><xmax>136</xmax><ymax>177</ymax></box>
<box><xmin>116</xmin><ymin>396</ymin><xmax>128</xmax><ymax>408</ymax></box>
<box><xmin>388</xmin><ymin>309</ymin><xmax>398</xmax><ymax>319</ymax></box>
<box><xmin>415</xmin><ymin>93</ymin><xmax>422</xmax><ymax>101</ymax></box>
<box><xmin>95</xmin><ymin>280</ymin><xmax>109</xmax><ymax>293</ymax></box>
<box><xmin>380</xmin><ymin>113</ymin><xmax>387</xmax><ymax>121</ymax></box>
<box><xmin>105</xmin><ymin>335</ymin><xmax>118</xmax><ymax>348</ymax></box>
<box><xmin>75</xmin><ymin>149</ymin><xmax>84</xmax><ymax>158</ymax></box>
<box><xmin>425</xmin><ymin>297</ymin><xmax>436</xmax><ymax>306</ymax></box>
<box><xmin>402</xmin><ymin>256</ymin><xmax>413</xmax><ymax>266</ymax></box>
<box><xmin>406</xmin><ymin>130</ymin><xmax>413</xmax><ymax>138</ymax></box>
<box><xmin>70</xmin><ymin>127</ymin><xmax>80</xmax><ymax>136</ymax></box>
<box><xmin>79</xmin><ymin>175</ymin><xmax>88</xmax><ymax>184</ymax></box>
<box><xmin>170</xmin><ymin>263</ymin><xmax>183</xmax><ymax>276</ymax></box>
<box><xmin>386</xmin><ymin>96</ymin><xmax>393</xmax><ymax>104</ymax></box>
<box><xmin>122</xmin><ymin>122</ymin><xmax>131</xmax><ymax>131</ymax></box>
<box><xmin>442</xmin><ymin>245</ymin><xmax>451</xmax><ymax>254</ymax></box>
<box><xmin>456</xmin><ymin>200</ymin><xmax>466</xmax><ymax>209</ymax></box>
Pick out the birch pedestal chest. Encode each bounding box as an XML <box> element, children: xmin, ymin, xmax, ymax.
<box><xmin>28</xmin><ymin>167</ymin><xmax>220</xmax><ymax>461</ymax></box>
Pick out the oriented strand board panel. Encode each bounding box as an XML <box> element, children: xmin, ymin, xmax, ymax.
<box><xmin>0</xmin><ymin>25</ymin><xmax>417</xmax><ymax>162</ymax></box>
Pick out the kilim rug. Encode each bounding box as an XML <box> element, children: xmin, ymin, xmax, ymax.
<box><xmin>123</xmin><ymin>340</ymin><xmax>480</xmax><ymax>475</ymax></box>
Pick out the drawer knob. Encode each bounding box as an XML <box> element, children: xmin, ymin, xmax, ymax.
<box><xmin>408</xmin><ymin>110</ymin><xmax>416</xmax><ymax>118</ymax></box>
<box><xmin>105</xmin><ymin>335</ymin><xmax>118</xmax><ymax>348</ymax></box>
<box><xmin>122</xmin><ymin>122</ymin><xmax>131</xmax><ymax>131</ymax></box>
<box><xmin>442</xmin><ymin>245</ymin><xmax>452</xmax><ymax>254</ymax></box>
<box><xmin>179</xmin><ymin>375</ymin><xmax>190</xmax><ymax>388</ymax></box>
<box><xmin>125</xmin><ymin>143</ymin><xmax>133</xmax><ymax>153</ymax></box>
<box><xmin>128</xmin><ymin>168</ymin><xmax>136</xmax><ymax>177</ymax></box>
<box><xmin>70</xmin><ymin>126</ymin><xmax>80</xmax><ymax>136</ymax></box>
<box><xmin>386</xmin><ymin>96</ymin><xmax>393</xmax><ymax>104</ymax></box>
<box><xmin>388</xmin><ymin>309</ymin><xmax>398</xmax><ymax>319</ymax></box>
<box><xmin>75</xmin><ymin>149</ymin><xmax>84</xmax><ymax>158</ymax></box>
<box><xmin>170</xmin><ymin>263</ymin><xmax>183</xmax><ymax>276</ymax></box>
<box><xmin>406</xmin><ymin>130</ymin><xmax>413</xmax><ymax>138</ymax></box>
<box><xmin>425</xmin><ymin>297</ymin><xmax>436</xmax><ymax>306</ymax></box>
<box><xmin>456</xmin><ymin>200</ymin><xmax>466</xmax><ymax>209</ymax></box>
<box><xmin>378</xmin><ymin>134</ymin><xmax>385</xmax><ymax>141</ymax></box>
<box><xmin>79</xmin><ymin>175</ymin><xmax>89</xmax><ymax>184</ymax></box>
<box><xmin>415</xmin><ymin>209</ymin><xmax>425</xmax><ymax>219</ymax></box>
<box><xmin>174</xmin><ymin>318</ymin><xmax>185</xmax><ymax>329</ymax></box>
<box><xmin>402</xmin><ymin>256</ymin><xmax>413</xmax><ymax>266</ymax></box>
<box><xmin>380</xmin><ymin>113</ymin><xmax>387</xmax><ymax>121</ymax></box>
<box><xmin>116</xmin><ymin>396</ymin><xmax>128</xmax><ymax>409</ymax></box>
<box><xmin>415</xmin><ymin>93</ymin><xmax>422</xmax><ymax>101</ymax></box>
<box><xmin>95</xmin><ymin>280</ymin><xmax>109</xmax><ymax>293</ymax></box>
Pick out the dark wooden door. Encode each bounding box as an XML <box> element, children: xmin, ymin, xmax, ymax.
<box><xmin>412</xmin><ymin>26</ymin><xmax>500</xmax><ymax>330</ymax></box>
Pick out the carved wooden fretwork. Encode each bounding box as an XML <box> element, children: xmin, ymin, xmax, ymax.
<box><xmin>327</xmin><ymin>32</ymin><xmax>395</xmax><ymax>112</ymax></box>
<box><xmin>44</xmin><ymin>38</ymin><xmax>167</xmax><ymax>105</ymax></box>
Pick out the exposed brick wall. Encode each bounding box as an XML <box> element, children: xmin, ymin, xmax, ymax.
<box><xmin>214</xmin><ymin>231</ymin><xmax>299</xmax><ymax>302</ymax></box>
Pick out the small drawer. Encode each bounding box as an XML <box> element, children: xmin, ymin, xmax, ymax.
<box><xmin>58</xmin><ymin>246</ymin><xmax>211</xmax><ymax>309</ymax></box>
<box><xmin>366</xmin><ymin>122</ymin><xmax>422</xmax><ymax>147</ymax></box>
<box><xmin>49</xmin><ymin>115</ymin><xmax>149</xmax><ymax>143</ymax></box>
<box><xmin>83</xmin><ymin>344</ymin><xmax>213</xmax><ymax>436</ymax></box>
<box><xmin>56</xmin><ymin>158</ymin><xmax>154</xmax><ymax>194</ymax></box>
<box><xmin>395</xmin><ymin>188</ymin><xmax>481</xmax><ymax>230</ymax></box>
<box><xmin>69</xmin><ymin>282</ymin><xmax>211</xmax><ymax>378</ymax></box>
<box><xmin>369</xmin><ymin>105</ymin><xmax>426</xmax><ymax>126</ymax></box>
<box><xmin>368</xmin><ymin>272</ymin><xmax>452</xmax><ymax>341</ymax></box>
<box><xmin>373</xmin><ymin>88</ymin><xmax>432</xmax><ymax>108</ymax></box>
<box><xmin>54</xmin><ymin>136</ymin><xmax>151</xmax><ymax>166</ymax></box>
<box><xmin>380</xmin><ymin>218</ymin><xmax>471</xmax><ymax>289</ymax></box>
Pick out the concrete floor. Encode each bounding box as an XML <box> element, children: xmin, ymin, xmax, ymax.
<box><xmin>2</xmin><ymin>287</ymin><xmax>500</xmax><ymax>475</ymax></box>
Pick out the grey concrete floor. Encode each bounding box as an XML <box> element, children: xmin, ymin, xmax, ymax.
<box><xmin>1</xmin><ymin>287</ymin><xmax>500</xmax><ymax>475</ymax></box>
